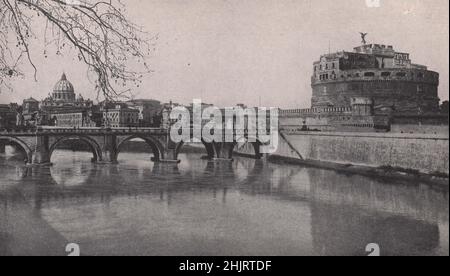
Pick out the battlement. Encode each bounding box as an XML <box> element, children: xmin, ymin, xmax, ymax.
<box><xmin>353</xmin><ymin>44</ymin><xmax>395</xmax><ymax>57</ymax></box>
<box><xmin>312</xmin><ymin>68</ymin><xmax>439</xmax><ymax>85</ymax></box>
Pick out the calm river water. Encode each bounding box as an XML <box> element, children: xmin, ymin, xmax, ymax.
<box><xmin>0</xmin><ymin>147</ymin><xmax>448</xmax><ymax>256</ymax></box>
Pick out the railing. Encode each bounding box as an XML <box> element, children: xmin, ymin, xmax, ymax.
<box><xmin>279</xmin><ymin>107</ymin><xmax>352</xmax><ymax>117</ymax></box>
<box><xmin>280</xmin><ymin>125</ymin><xmax>334</xmax><ymax>132</ymax></box>
<box><xmin>0</xmin><ymin>126</ymin><xmax>168</xmax><ymax>135</ymax></box>
<box><xmin>1</xmin><ymin>126</ymin><xmax>273</xmax><ymax>136</ymax></box>
<box><xmin>1</xmin><ymin>128</ymin><xmax>37</xmax><ymax>134</ymax></box>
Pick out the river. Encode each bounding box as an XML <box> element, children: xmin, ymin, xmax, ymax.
<box><xmin>0</xmin><ymin>147</ymin><xmax>448</xmax><ymax>256</ymax></box>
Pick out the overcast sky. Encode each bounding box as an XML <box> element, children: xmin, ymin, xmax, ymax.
<box><xmin>1</xmin><ymin>0</ymin><xmax>448</xmax><ymax>108</ymax></box>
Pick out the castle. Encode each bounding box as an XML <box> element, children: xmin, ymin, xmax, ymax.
<box><xmin>280</xmin><ymin>39</ymin><xmax>447</xmax><ymax>133</ymax></box>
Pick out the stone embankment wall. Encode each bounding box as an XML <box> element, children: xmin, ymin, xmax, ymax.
<box><xmin>271</xmin><ymin>130</ymin><xmax>449</xmax><ymax>175</ymax></box>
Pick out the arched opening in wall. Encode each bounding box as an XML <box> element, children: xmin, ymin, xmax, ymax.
<box><xmin>49</xmin><ymin>136</ymin><xmax>102</xmax><ymax>164</ymax></box>
<box><xmin>364</xmin><ymin>72</ymin><xmax>375</xmax><ymax>77</ymax></box>
<box><xmin>0</xmin><ymin>138</ymin><xmax>31</xmax><ymax>164</ymax></box>
<box><xmin>116</xmin><ymin>136</ymin><xmax>162</xmax><ymax>166</ymax></box>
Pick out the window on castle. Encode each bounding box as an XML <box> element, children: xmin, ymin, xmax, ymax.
<box><xmin>381</xmin><ymin>72</ymin><xmax>391</xmax><ymax>77</ymax></box>
<box><xmin>364</xmin><ymin>72</ymin><xmax>375</xmax><ymax>77</ymax></box>
<box><xmin>396</xmin><ymin>72</ymin><xmax>406</xmax><ymax>77</ymax></box>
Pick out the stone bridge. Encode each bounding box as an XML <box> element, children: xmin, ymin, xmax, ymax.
<box><xmin>0</xmin><ymin>127</ymin><xmax>264</xmax><ymax>165</ymax></box>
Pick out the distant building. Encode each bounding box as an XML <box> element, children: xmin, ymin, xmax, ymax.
<box><xmin>101</xmin><ymin>102</ymin><xmax>139</xmax><ymax>128</ymax></box>
<box><xmin>126</xmin><ymin>99</ymin><xmax>162</xmax><ymax>127</ymax></box>
<box><xmin>22</xmin><ymin>97</ymin><xmax>39</xmax><ymax>114</ymax></box>
<box><xmin>20</xmin><ymin>97</ymin><xmax>40</xmax><ymax>126</ymax></box>
<box><xmin>160</xmin><ymin>101</ymin><xmax>182</xmax><ymax>129</ymax></box>
<box><xmin>0</xmin><ymin>104</ymin><xmax>15</xmax><ymax>129</ymax></box>
<box><xmin>46</xmin><ymin>107</ymin><xmax>101</xmax><ymax>127</ymax></box>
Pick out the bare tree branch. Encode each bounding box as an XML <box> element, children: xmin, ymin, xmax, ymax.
<box><xmin>0</xmin><ymin>0</ymin><xmax>153</xmax><ymax>100</ymax></box>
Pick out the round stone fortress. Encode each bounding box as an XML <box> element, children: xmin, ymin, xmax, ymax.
<box><xmin>311</xmin><ymin>43</ymin><xmax>440</xmax><ymax>115</ymax></box>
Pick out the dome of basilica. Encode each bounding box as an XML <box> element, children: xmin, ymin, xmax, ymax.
<box><xmin>52</xmin><ymin>73</ymin><xmax>75</xmax><ymax>102</ymax></box>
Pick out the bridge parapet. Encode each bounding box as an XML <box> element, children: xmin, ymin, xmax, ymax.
<box><xmin>1</xmin><ymin>128</ymin><xmax>38</xmax><ymax>136</ymax></box>
<box><xmin>35</xmin><ymin>126</ymin><xmax>169</xmax><ymax>135</ymax></box>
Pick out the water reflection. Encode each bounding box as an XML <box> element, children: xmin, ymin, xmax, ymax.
<box><xmin>0</xmin><ymin>150</ymin><xmax>448</xmax><ymax>256</ymax></box>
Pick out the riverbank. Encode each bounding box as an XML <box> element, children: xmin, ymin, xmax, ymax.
<box><xmin>268</xmin><ymin>154</ymin><xmax>449</xmax><ymax>188</ymax></box>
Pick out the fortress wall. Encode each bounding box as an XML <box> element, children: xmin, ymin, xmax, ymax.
<box><xmin>312</xmin><ymin>80</ymin><xmax>439</xmax><ymax>113</ymax></box>
<box><xmin>273</xmin><ymin>131</ymin><xmax>449</xmax><ymax>175</ymax></box>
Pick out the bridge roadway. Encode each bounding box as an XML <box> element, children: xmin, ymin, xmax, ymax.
<box><xmin>0</xmin><ymin>126</ymin><xmax>263</xmax><ymax>165</ymax></box>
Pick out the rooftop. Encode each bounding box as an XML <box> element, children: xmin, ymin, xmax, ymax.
<box><xmin>23</xmin><ymin>97</ymin><xmax>39</xmax><ymax>102</ymax></box>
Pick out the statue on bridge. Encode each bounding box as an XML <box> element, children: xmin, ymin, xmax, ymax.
<box><xmin>15</xmin><ymin>108</ymin><xmax>24</xmax><ymax>128</ymax></box>
<box><xmin>359</xmin><ymin>32</ymin><xmax>368</xmax><ymax>45</ymax></box>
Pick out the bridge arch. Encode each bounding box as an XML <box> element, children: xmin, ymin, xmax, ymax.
<box><xmin>174</xmin><ymin>137</ymin><xmax>263</xmax><ymax>160</ymax></box>
<box><xmin>115</xmin><ymin>135</ymin><xmax>165</xmax><ymax>162</ymax></box>
<box><xmin>0</xmin><ymin>136</ymin><xmax>33</xmax><ymax>163</ymax></box>
<box><xmin>174</xmin><ymin>140</ymin><xmax>227</xmax><ymax>160</ymax></box>
<box><xmin>233</xmin><ymin>135</ymin><xmax>263</xmax><ymax>159</ymax></box>
<box><xmin>173</xmin><ymin>140</ymin><xmax>215</xmax><ymax>160</ymax></box>
<box><xmin>49</xmin><ymin>135</ymin><xmax>103</xmax><ymax>162</ymax></box>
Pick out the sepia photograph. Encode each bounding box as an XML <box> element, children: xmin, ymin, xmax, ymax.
<box><xmin>0</xmin><ymin>0</ymin><xmax>448</xmax><ymax>261</ymax></box>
